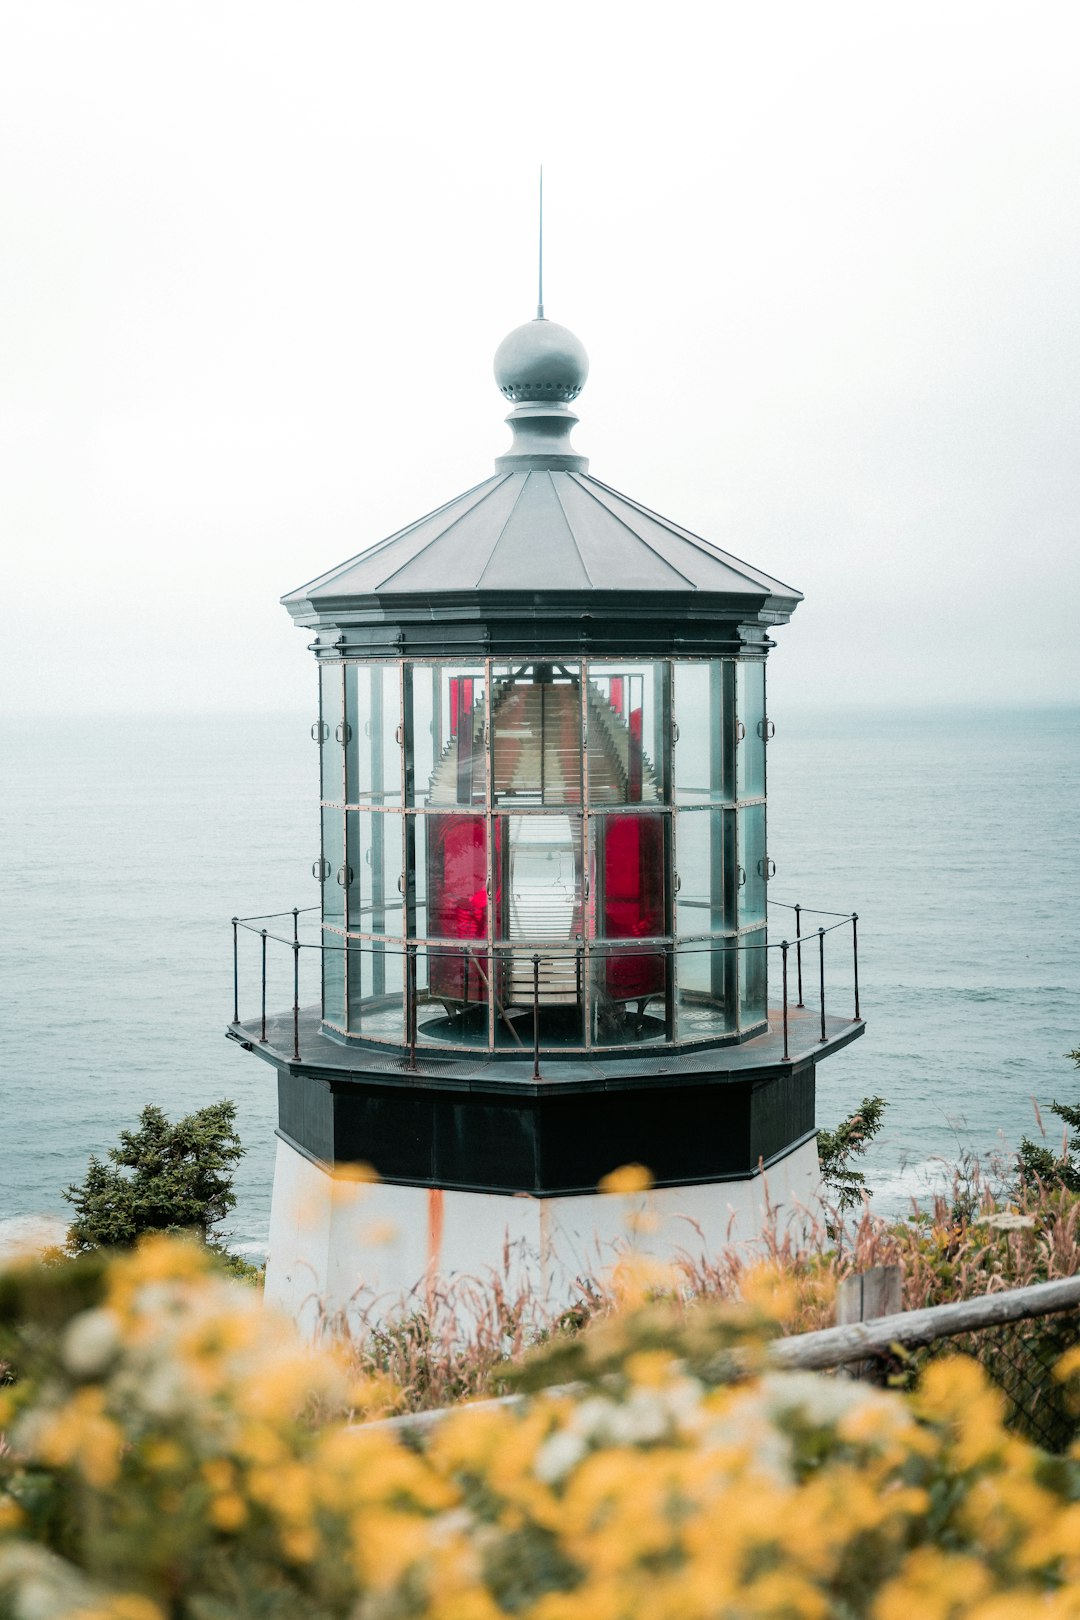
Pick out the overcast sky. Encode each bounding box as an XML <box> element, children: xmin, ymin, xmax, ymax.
<box><xmin>3</xmin><ymin>0</ymin><xmax>1078</xmax><ymax>714</ymax></box>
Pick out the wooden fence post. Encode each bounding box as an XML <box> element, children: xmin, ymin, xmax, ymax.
<box><xmin>836</xmin><ymin>1264</ymin><xmax>903</xmax><ymax>1327</ymax></box>
<box><xmin>835</xmin><ymin>1265</ymin><xmax>903</xmax><ymax>1379</ymax></box>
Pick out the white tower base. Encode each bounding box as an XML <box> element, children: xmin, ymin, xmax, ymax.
<box><xmin>264</xmin><ymin>1135</ymin><xmax>823</xmax><ymax>1339</ymax></box>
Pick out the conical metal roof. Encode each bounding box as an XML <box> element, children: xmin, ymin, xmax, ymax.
<box><xmin>284</xmin><ymin>316</ymin><xmax>802</xmax><ymax>660</ymax></box>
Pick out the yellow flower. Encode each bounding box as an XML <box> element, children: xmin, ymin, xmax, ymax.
<box><xmin>281</xmin><ymin>1525</ymin><xmax>319</xmax><ymax>1563</ymax></box>
<box><xmin>607</xmin><ymin>1251</ymin><xmax>677</xmax><ymax>1308</ymax></box>
<box><xmin>329</xmin><ymin>1161</ymin><xmax>380</xmax><ymax>1209</ymax></box>
<box><xmin>1055</xmin><ymin>1344</ymin><xmax>1080</xmax><ymax>1383</ymax></box>
<box><xmin>598</xmin><ymin>1163</ymin><xmax>653</xmax><ymax>1195</ymax></box>
<box><xmin>209</xmin><ymin>1492</ymin><xmax>248</xmax><ymax>1532</ymax></box>
<box><xmin>739</xmin><ymin>1261</ymin><xmax>799</xmax><ymax>1326</ymax></box>
<box><xmin>425</xmin><ymin>1589</ymin><xmax>504</xmax><ymax>1620</ymax></box>
<box><xmin>142</xmin><ymin>1439</ymin><xmax>184</xmax><ymax>1473</ymax></box>
<box><xmin>106</xmin><ymin>1232</ymin><xmax>210</xmax><ymax>1316</ymax></box>
<box><xmin>351</xmin><ymin>1507</ymin><xmax>431</xmax><ymax>1588</ymax></box>
<box><xmin>360</xmin><ymin>1219</ymin><xmax>399</xmax><ymax>1246</ymax></box>
<box><xmin>915</xmin><ymin>1356</ymin><xmax>1010</xmax><ymax>1468</ymax></box>
<box><xmin>874</xmin><ymin>1548</ymin><xmax>993</xmax><ymax>1620</ymax></box>
<box><xmin>334</xmin><ymin>1160</ymin><xmax>380</xmax><ymax>1185</ymax></box>
<box><xmin>346</xmin><ymin>1371</ymin><xmax>400</xmax><ymax>1417</ymax></box>
<box><xmin>200</xmin><ymin>1458</ymin><xmax>236</xmax><ymax>1493</ymax></box>
<box><xmin>35</xmin><ymin>1387</ymin><xmax>123</xmax><ymax>1488</ymax></box>
<box><xmin>235</xmin><ymin>1421</ymin><xmax>288</xmax><ymax>1468</ymax></box>
<box><xmin>624</xmin><ymin>1350</ymin><xmax>677</xmax><ymax>1388</ymax></box>
<box><xmin>72</xmin><ymin>1598</ymin><xmax>166</xmax><ymax>1620</ymax></box>
<box><xmin>0</xmin><ymin>1494</ymin><xmax>25</xmax><ymax>1533</ymax></box>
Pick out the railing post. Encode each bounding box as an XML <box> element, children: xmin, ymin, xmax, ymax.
<box><xmin>231</xmin><ymin>917</ymin><xmax>239</xmax><ymax>1024</ymax></box>
<box><xmin>260</xmin><ymin>929</ymin><xmax>268</xmax><ymax>1043</ymax></box>
<box><xmin>407</xmin><ymin>943</ymin><xmax>418</xmax><ymax>1072</ymax></box>
<box><xmin>531</xmin><ymin>954</ymin><xmax>541</xmax><ymax>1081</ymax></box>
<box><xmin>781</xmin><ymin>941</ymin><xmax>790</xmax><ymax>1062</ymax></box>
<box><xmin>795</xmin><ymin>903</ymin><xmax>804</xmax><ymax>1007</ymax></box>
<box><xmin>818</xmin><ymin>927</ymin><xmax>826</xmax><ymax>1043</ymax></box>
<box><xmin>851</xmin><ymin>912</ymin><xmax>861</xmax><ymax>1021</ymax></box>
<box><xmin>292</xmin><ymin>939</ymin><xmax>301</xmax><ymax>1061</ymax></box>
<box><xmin>290</xmin><ymin>907</ymin><xmax>300</xmax><ymax>1060</ymax></box>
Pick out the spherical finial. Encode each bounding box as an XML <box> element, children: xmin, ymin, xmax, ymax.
<box><xmin>494</xmin><ymin>318</ymin><xmax>589</xmax><ymax>403</ymax></box>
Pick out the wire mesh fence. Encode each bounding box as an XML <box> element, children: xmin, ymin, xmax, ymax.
<box><xmin>894</xmin><ymin>1309</ymin><xmax>1080</xmax><ymax>1453</ymax></box>
<box><xmin>774</xmin><ymin>1274</ymin><xmax>1080</xmax><ymax>1454</ymax></box>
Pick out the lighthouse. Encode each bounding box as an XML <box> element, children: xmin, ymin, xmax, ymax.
<box><xmin>228</xmin><ymin>308</ymin><xmax>864</xmax><ymax>1329</ymax></box>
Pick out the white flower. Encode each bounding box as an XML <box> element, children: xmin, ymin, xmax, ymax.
<box><xmin>60</xmin><ymin>1309</ymin><xmax>120</xmax><ymax>1379</ymax></box>
<box><xmin>759</xmin><ymin>1371</ymin><xmax>900</xmax><ymax>1431</ymax></box>
<box><xmin>429</xmin><ymin>1508</ymin><xmax>475</xmax><ymax>1544</ymax></box>
<box><xmin>135</xmin><ymin>1362</ymin><xmax>189</xmax><ymax>1420</ymax></box>
<box><xmin>571</xmin><ymin>1395</ymin><xmax>620</xmax><ymax>1441</ymax></box>
<box><xmin>606</xmin><ymin>1389</ymin><xmax>671</xmax><ymax>1446</ymax></box>
<box><xmin>0</xmin><ymin>1543</ymin><xmax>100</xmax><ymax>1620</ymax></box>
<box><xmin>534</xmin><ymin>1430</ymin><xmax>588</xmax><ymax>1484</ymax></box>
<box><xmin>663</xmin><ymin>1375</ymin><xmax>706</xmax><ymax>1430</ymax></box>
<box><xmin>700</xmin><ymin>1400</ymin><xmax>793</xmax><ymax>1485</ymax></box>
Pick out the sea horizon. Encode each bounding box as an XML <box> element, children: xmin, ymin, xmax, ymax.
<box><xmin>3</xmin><ymin>702</ymin><xmax>1078</xmax><ymax>1257</ymax></box>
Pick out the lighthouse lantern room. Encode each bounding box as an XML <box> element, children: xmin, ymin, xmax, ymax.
<box><xmin>228</xmin><ymin>310</ymin><xmax>864</xmax><ymax>1327</ymax></box>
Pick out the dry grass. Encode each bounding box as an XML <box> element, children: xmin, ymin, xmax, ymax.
<box><xmin>323</xmin><ymin>1236</ymin><xmax>605</xmax><ymax>1416</ymax></box>
<box><xmin>684</xmin><ymin>1163</ymin><xmax>1080</xmax><ymax>1331</ymax></box>
<box><xmin>328</xmin><ymin>1168</ymin><xmax>1080</xmax><ymax>1416</ymax></box>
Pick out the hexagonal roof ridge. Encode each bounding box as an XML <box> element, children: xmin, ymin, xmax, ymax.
<box><xmin>282</xmin><ymin>468</ymin><xmax>802</xmax><ymax>617</ymax></box>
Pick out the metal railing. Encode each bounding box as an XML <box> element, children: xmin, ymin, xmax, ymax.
<box><xmin>230</xmin><ymin>902</ymin><xmax>861</xmax><ymax>1071</ymax></box>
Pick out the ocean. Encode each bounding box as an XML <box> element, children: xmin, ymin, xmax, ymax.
<box><xmin>2</xmin><ymin>706</ymin><xmax>1078</xmax><ymax>1255</ymax></box>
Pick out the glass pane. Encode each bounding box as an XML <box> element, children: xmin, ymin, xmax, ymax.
<box><xmin>344</xmin><ymin>664</ymin><xmax>402</xmax><ymax>806</ymax></box>
<box><xmin>345</xmin><ymin>810</ymin><xmax>404</xmax><ymax>937</ymax></box>
<box><xmin>739</xmin><ymin>928</ymin><xmax>768</xmax><ymax>1028</ymax></box>
<box><xmin>493</xmin><ymin>947</ymin><xmax>585</xmax><ymax>1050</ymax></box>
<box><xmin>321</xmin><ymin>931</ymin><xmax>345</xmax><ymax>1029</ymax></box>
<box><xmin>675</xmin><ymin>939</ymin><xmax>737</xmax><ymax>1041</ymax></box>
<box><xmin>593</xmin><ymin>812</ymin><xmax>667</xmax><ymax>940</ymax></box>
<box><xmin>492</xmin><ymin>663</ymin><xmax>582</xmax><ymax>806</ymax></box>
<box><xmin>408</xmin><ymin>663</ymin><xmax>436</xmax><ymax>807</ymax></box>
<box><xmin>674</xmin><ymin>808</ymin><xmax>735</xmax><ymax>936</ymax></box>
<box><xmin>738</xmin><ymin>804</ymin><xmax>768</xmax><ymax>928</ymax></box>
<box><xmin>736</xmin><ymin>661</ymin><xmax>766</xmax><ymax>800</ymax></box>
<box><xmin>673</xmin><ymin>661</ymin><xmax>733</xmax><ymax>804</ymax></box>
<box><xmin>413</xmin><ymin>665</ymin><xmax>487</xmax><ymax>809</ymax></box>
<box><xmin>590</xmin><ymin>945</ymin><xmax>669</xmax><ymax>1046</ymax></box>
<box><xmin>416</xmin><ymin>942</ymin><xmax>491</xmax><ymax>1049</ymax></box>
<box><xmin>585</xmin><ymin>662</ymin><xmax>666</xmax><ymax>803</ymax></box>
<box><xmin>422</xmin><ymin>811</ymin><xmax>489</xmax><ymax>942</ymax></box>
<box><xmin>321</xmin><ymin>806</ymin><xmax>345</xmax><ymax>928</ymax></box>
<box><xmin>320</xmin><ymin>663</ymin><xmax>345</xmax><ymax>803</ymax></box>
<box><xmin>345</xmin><ymin>939</ymin><xmax>404</xmax><ymax>1042</ymax></box>
<box><xmin>497</xmin><ymin>813</ymin><xmax>584</xmax><ymax>945</ymax></box>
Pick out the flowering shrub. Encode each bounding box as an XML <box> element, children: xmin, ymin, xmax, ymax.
<box><xmin>3</xmin><ymin>1237</ymin><xmax>1080</xmax><ymax>1619</ymax></box>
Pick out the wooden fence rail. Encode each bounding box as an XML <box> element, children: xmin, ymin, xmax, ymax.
<box><xmin>361</xmin><ymin>1273</ymin><xmax>1080</xmax><ymax>1435</ymax></box>
<box><xmin>770</xmin><ymin>1273</ymin><xmax>1080</xmax><ymax>1372</ymax></box>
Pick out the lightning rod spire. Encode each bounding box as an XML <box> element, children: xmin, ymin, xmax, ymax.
<box><xmin>537</xmin><ymin>165</ymin><xmax>544</xmax><ymax>319</ymax></box>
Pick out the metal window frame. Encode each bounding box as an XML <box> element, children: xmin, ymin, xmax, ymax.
<box><xmin>315</xmin><ymin>653</ymin><xmax>773</xmax><ymax>1053</ymax></box>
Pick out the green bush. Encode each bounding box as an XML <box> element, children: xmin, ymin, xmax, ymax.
<box><xmin>1017</xmin><ymin>1048</ymin><xmax>1080</xmax><ymax>1196</ymax></box>
<box><xmin>63</xmin><ymin>1102</ymin><xmax>244</xmax><ymax>1256</ymax></box>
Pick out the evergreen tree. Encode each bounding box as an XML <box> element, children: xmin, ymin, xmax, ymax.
<box><xmin>816</xmin><ymin>1095</ymin><xmax>887</xmax><ymax>1213</ymax></box>
<box><xmin>1017</xmin><ymin>1048</ymin><xmax>1080</xmax><ymax>1195</ymax></box>
<box><xmin>64</xmin><ymin>1101</ymin><xmax>244</xmax><ymax>1254</ymax></box>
